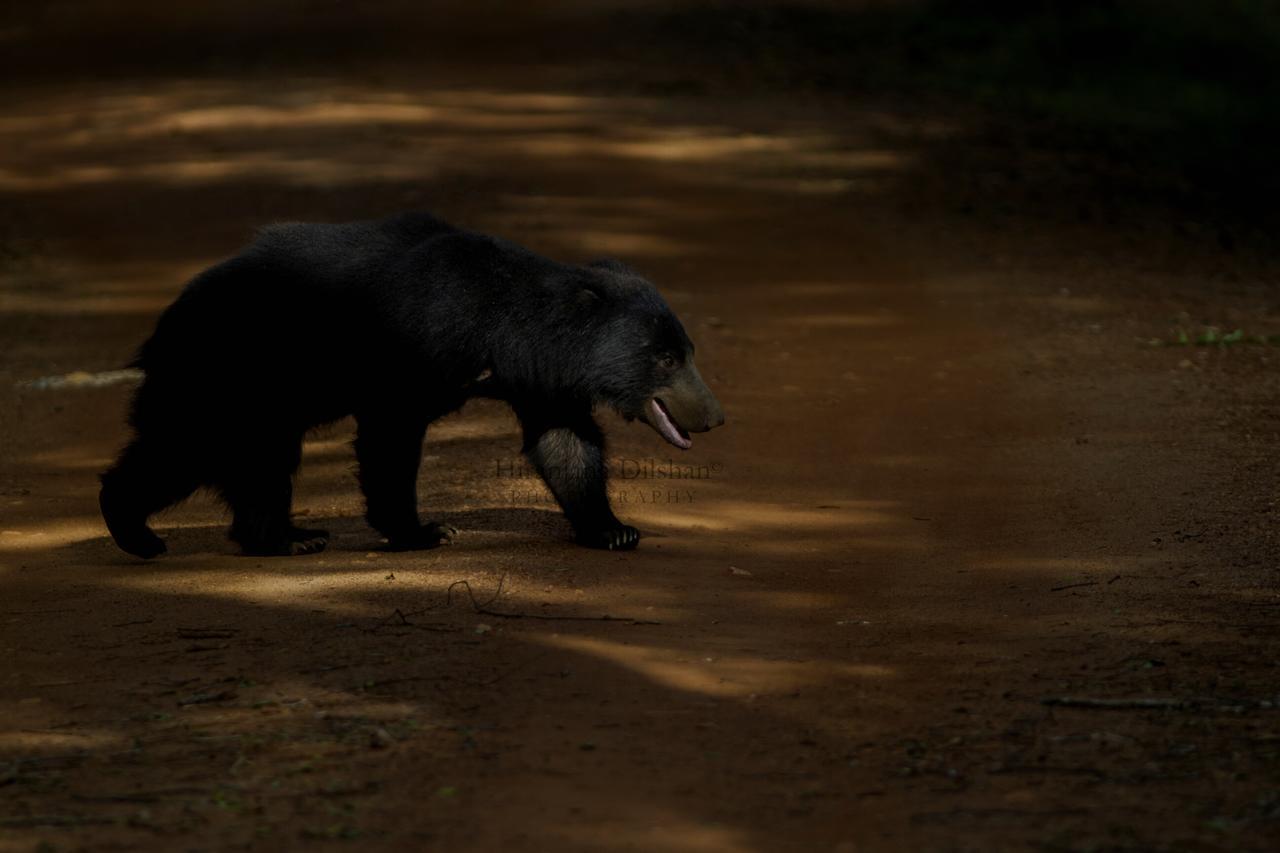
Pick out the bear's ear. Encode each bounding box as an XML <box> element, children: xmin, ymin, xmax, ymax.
<box><xmin>586</xmin><ymin>258</ymin><xmax>638</xmax><ymax>277</ymax></box>
<box><xmin>576</xmin><ymin>283</ymin><xmax>607</xmax><ymax>308</ymax></box>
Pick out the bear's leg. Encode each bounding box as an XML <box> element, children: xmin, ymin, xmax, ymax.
<box><xmin>520</xmin><ymin>412</ymin><xmax>639</xmax><ymax>551</ymax></box>
<box><xmin>100</xmin><ymin>437</ymin><xmax>199</xmax><ymax>558</ymax></box>
<box><xmin>217</xmin><ymin>436</ymin><xmax>327</xmax><ymax>557</ymax></box>
<box><xmin>354</xmin><ymin>411</ymin><xmax>455</xmax><ymax>550</ymax></box>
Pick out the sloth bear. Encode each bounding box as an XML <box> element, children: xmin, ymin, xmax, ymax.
<box><xmin>100</xmin><ymin>212</ymin><xmax>724</xmax><ymax>558</ymax></box>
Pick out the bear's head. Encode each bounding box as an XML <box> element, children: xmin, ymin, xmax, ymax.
<box><xmin>580</xmin><ymin>260</ymin><xmax>724</xmax><ymax>450</ymax></box>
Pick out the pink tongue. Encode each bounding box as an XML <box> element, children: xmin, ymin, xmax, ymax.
<box><xmin>649</xmin><ymin>398</ymin><xmax>692</xmax><ymax>449</ymax></box>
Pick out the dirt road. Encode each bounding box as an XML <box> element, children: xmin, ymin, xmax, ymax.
<box><xmin>3</xmin><ymin>5</ymin><xmax>1280</xmax><ymax>851</ymax></box>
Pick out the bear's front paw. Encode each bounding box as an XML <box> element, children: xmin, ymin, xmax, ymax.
<box><xmin>578</xmin><ymin>525</ymin><xmax>640</xmax><ymax>551</ymax></box>
<box><xmin>239</xmin><ymin>527</ymin><xmax>329</xmax><ymax>557</ymax></box>
<box><xmin>288</xmin><ymin>527</ymin><xmax>329</xmax><ymax>556</ymax></box>
<box><xmin>384</xmin><ymin>521</ymin><xmax>457</xmax><ymax>552</ymax></box>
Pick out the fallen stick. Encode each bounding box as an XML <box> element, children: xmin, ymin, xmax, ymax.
<box><xmin>360</xmin><ymin>608</ymin><xmax>458</xmax><ymax>634</ymax></box>
<box><xmin>447</xmin><ymin>577</ymin><xmax>661</xmax><ymax>625</ymax></box>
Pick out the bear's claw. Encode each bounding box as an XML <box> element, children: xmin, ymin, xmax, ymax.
<box><xmin>384</xmin><ymin>521</ymin><xmax>457</xmax><ymax>551</ymax></box>
<box><xmin>288</xmin><ymin>530</ymin><xmax>330</xmax><ymax>556</ymax></box>
<box><xmin>240</xmin><ymin>527</ymin><xmax>329</xmax><ymax>557</ymax></box>
<box><xmin>579</xmin><ymin>525</ymin><xmax>640</xmax><ymax>551</ymax></box>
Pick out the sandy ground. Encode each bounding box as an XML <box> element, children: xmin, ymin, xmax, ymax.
<box><xmin>2</xmin><ymin>4</ymin><xmax>1280</xmax><ymax>851</ymax></box>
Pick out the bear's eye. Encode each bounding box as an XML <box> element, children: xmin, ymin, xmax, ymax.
<box><xmin>657</xmin><ymin>354</ymin><xmax>678</xmax><ymax>371</ymax></box>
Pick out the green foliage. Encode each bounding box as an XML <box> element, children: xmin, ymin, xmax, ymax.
<box><xmin>1156</xmin><ymin>326</ymin><xmax>1280</xmax><ymax>347</ymax></box>
<box><xmin>639</xmin><ymin>1</ymin><xmax>1280</xmax><ymax>214</ymax></box>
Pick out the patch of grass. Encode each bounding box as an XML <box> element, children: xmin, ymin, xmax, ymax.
<box><xmin>301</xmin><ymin>824</ymin><xmax>364</xmax><ymax>841</ymax></box>
<box><xmin>210</xmin><ymin>788</ymin><xmax>243</xmax><ymax>812</ymax></box>
<box><xmin>1153</xmin><ymin>327</ymin><xmax>1280</xmax><ymax>347</ymax></box>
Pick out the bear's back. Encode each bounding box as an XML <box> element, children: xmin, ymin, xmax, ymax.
<box><xmin>250</xmin><ymin>212</ymin><xmax>456</xmax><ymax>288</ymax></box>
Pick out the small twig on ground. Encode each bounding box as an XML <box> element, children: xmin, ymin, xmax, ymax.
<box><xmin>1051</xmin><ymin>581</ymin><xmax>1100</xmax><ymax>592</ymax></box>
<box><xmin>446</xmin><ymin>576</ymin><xmax>660</xmax><ymax>625</ymax></box>
<box><xmin>361</xmin><ymin>607</ymin><xmax>458</xmax><ymax>634</ymax></box>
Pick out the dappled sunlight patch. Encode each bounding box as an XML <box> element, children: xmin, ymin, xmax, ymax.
<box><xmin>497</xmin><ymin>192</ymin><xmax>705</xmax><ymax>220</ymax></box>
<box><xmin>19</xmin><ymin>446</ymin><xmax>116</xmax><ymax>470</ymax></box>
<box><xmin>978</xmin><ymin>555</ymin><xmax>1129</xmax><ymax>573</ymax></box>
<box><xmin>973</xmin><ymin>554</ymin><xmax>1151</xmax><ymax>584</ymax></box>
<box><xmin>108</xmin><ymin>567</ymin><xmax>425</xmax><ymax>617</ymax></box>
<box><xmin>0</xmin><ymin>518</ymin><xmax>105</xmax><ymax>553</ymax></box>
<box><xmin>0</xmin><ymin>260</ymin><xmax>209</xmax><ymax>323</ymax></box>
<box><xmin>550</xmin><ymin>803</ymin><xmax>758</xmax><ymax>853</ymax></box>
<box><xmin>534</xmin><ymin>635</ymin><xmax>893</xmax><ymax>699</ymax></box>
<box><xmin>82</xmin><ymin>261</ymin><xmax>210</xmax><ymax>296</ymax></box>
<box><xmin>589</xmin><ymin>129</ymin><xmax>820</xmax><ymax>162</ymax></box>
<box><xmin>780</xmin><ymin>312</ymin><xmax>900</xmax><ymax>328</ymax></box>
<box><xmin>0</xmin><ymin>88</ymin><xmax>634</xmax><ymax>141</ymax></box>
<box><xmin>444</xmin><ymin>575</ymin><xmax>697</xmax><ymax>624</ymax></box>
<box><xmin>507</xmin><ymin>126</ymin><xmax>910</xmax><ymax>187</ymax></box>
<box><xmin>428</xmin><ymin>407</ymin><xmax>521</xmax><ymax>443</ymax></box>
<box><xmin>1</xmin><ymin>80</ymin><xmax>911</xmax><ymax>206</ymax></box>
<box><xmin>728</xmin><ymin>589</ymin><xmax>848</xmax><ymax>611</ymax></box>
<box><xmin>556</xmin><ymin>228</ymin><xmax>692</xmax><ymax>258</ymax></box>
<box><xmin>0</xmin><ymin>290</ymin><xmax>174</xmax><ymax>314</ymax></box>
<box><xmin>641</xmin><ymin>499</ymin><xmax>903</xmax><ymax>535</ymax></box>
<box><xmin>0</xmin><ymin>725</ymin><xmax>126</xmax><ymax>754</ymax></box>
<box><xmin>492</xmin><ymin>193</ymin><xmax>708</xmax><ymax>257</ymax></box>
<box><xmin>739</xmin><ymin>175</ymin><xmax>865</xmax><ymax>195</ymax></box>
<box><xmin>0</xmin><ymin>155</ymin><xmax>442</xmax><ymax>192</ymax></box>
<box><xmin>718</xmin><ymin>533</ymin><xmax>931</xmax><ymax>559</ymax></box>
<box><xmin>299</xmin><ymin>434</ymin><xmax>356</xmax><ymax>460</ymax></box>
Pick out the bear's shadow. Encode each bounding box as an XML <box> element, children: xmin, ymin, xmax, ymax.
<box><xmin>75</xmin><ymin>506</ymin><xmax>580</xmax><ymax>565</ymax></box>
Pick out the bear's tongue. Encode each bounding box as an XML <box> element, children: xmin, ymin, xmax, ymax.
<box><xmin>648</xmin><ymin>397</ymin><xmax>692</xmax><ymax>450</ymax></box>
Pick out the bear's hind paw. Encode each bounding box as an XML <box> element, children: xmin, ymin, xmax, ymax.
<box><xmin>288</xmin><ymin>528</ymin><xmax>330</xmax><ymax>556</ymax></box>
<box><xmin>115</xmin><ymin>530</ymin><xmax>167</xmax><ymax>560</ymax></box>
<box><xmin>238</xmin><ymin>527</ymin><xmax>329</xmax><ymax>557</ymax></box>
<box><xmin>578</xmin><ymin>525</ymin><xmax>640</xmax><ymax>551</ymax></box>
<box><xmin>384</xmin><ymin>522</ymin><xmax>457</xmax><ymax>552</ymax></box>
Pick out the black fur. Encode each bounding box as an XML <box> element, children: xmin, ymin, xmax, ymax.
<box><xmin>100</xmin><ymin>212</ymin><xmax>697</xmax><ymax>557</ymax></box>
